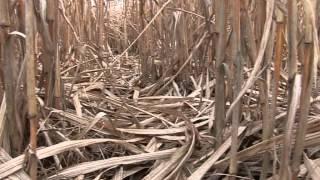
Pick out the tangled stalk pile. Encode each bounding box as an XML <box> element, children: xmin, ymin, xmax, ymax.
<box><xmin>0</xmin><ymin>0</ymin><xmax>320</xmax><ymax>179</ymax></box>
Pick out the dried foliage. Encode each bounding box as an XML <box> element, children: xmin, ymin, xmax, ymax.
<box><xmin>0</xmin><ymin>0</ymin><xmax>320</xmax><ymax>179</ymax></box>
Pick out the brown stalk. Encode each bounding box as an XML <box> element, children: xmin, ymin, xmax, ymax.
<box><xmin>52</xmin><ymin>1</ymin><xmax>62</xmax><ymax>109</ymax></box>
<box><xmin>272</xmin><ymin>8</ymin><xmax>285</xmax><ymax>178</ymax></box>
<box><xmin>291</xmin><ymin>10</ymin><xmax>314</xmax><ymax>177</ymax></box>
<box><xmin>3</xmin><ymin>34</ymin><xmax>26</xmax><ymax>156</ymax></box>
<box><xmin>0</xmin><ymin>0</ymin><xmax>25</xmax><ymax>156</ymax></box>
<box><xmin>25</xmin><ymin>0</ymin><xmax>38</xmax><ymax>178</ymax></box>
<box><xmin>229</xmin><ymin>0</ymin><xmax>241</xmax><ymax>177</ymax></box>
<box><xmin>0</xmin><ymin>0</ymin><xmax>10</xmax><ymax>27</ymax></box>
<box><xmin>97</xmin><ymin>0</ymin><xmax>104</xmax><ymax>64</ymax></box>
<box><xmin>242</xmin><ymin>7</ymin><xmax>257</xmax><ymax>66</ymax></box>
<box><xmin>58</xmin><ymin>0</ymin><xmax>81</xmax><ymax>43</ymax></box>
<box><xmin>279</xmin><ymin>74</ymin><xmax>301</xmax><ymax>179</ymax></box>
<box><xmin>46</xmin><ymin>0</ymin><xmax>63</xmax><ymax>110</ymax></box>
<box><xmin>261</xmin><ymin>7</ymin><xmax>284</xmax><ymax>180</ymax></box>
<box><xmin>255</xmin><ymin>2</ymin><xmax>269</xmax><ymax>179</ymax></box>
<box><xmin>287</xmin><ymin>0</ymin><xmax>298</xmax><ymax>104</ymax></box>
<box><xmin>213</xmin><ymin>0</ymin><xmax>226</xmax><ymax>147</ymax></box>
<box><xmin>225</xmin><ymin>0</ymin><xmax>275</xmax><ymax>122</ymax></box>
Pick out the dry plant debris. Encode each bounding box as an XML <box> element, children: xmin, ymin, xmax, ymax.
<box><xmin>0</xmin><ymin>0</ymin><xmax>320</xmax><ymax>179</ymax></box>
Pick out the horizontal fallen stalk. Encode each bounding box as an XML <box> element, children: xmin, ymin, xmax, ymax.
<box><xmin>49</xmin><ymin>148</ymin><xmax>176</xmax><ymax>179</ymax></box>
<box><xmin>0</xmin><ymin>148</ymin><xmax>30</xmax><ymax>180</ymax></box>
<box><xmin>0</xmin><ymin>138</ymin><xmax>142</xmax><ymax>178</ymax></box>
<box><xmin>116</xmin><ymin>120</ymin><xmax>209</xmax><ymax>135</ymax></box>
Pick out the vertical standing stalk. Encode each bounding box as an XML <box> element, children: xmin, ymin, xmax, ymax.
<box><xmin>287</xmin><ymin>0</ymin><xmax>298</xmax><ymax>101</ymax></box>
<box><xmin>138</xmin><ymin>0</ymin><xmax>147</xmax><ymax>85</ymax></box>
<box><xmin>124</xmin><ymin>0</ymin><xmax>128</xmax><ymax>59</ymax></box>
<box><xmin>36</xmin><ymin>0</ymin><xmax>54</xmax><ymax>107</ymax></box>
<box><xmin>47</xmin><ymin>0</ymin><xmax>62</xmax><ymax>109</ymax></box>
<box><xmin>1</xmin><ymin>0</ymin><xmax>23</xmax><ymax>155</ymax></box>
<box><xmin>291</xmin><ymin>43</ymin><xmax>313</xmax><ymax>179</ymax></box>
<box><xmin>25</xmin><ymin>0</ymin><xmax>38</xmax><ymax>179</ymax></box>
<box><xmin>0</xmin><ymin>0</ymin><xmax>10</xmax><ymax>27</ymax></box>
<box><xmin>97</xmin><ymin>0</ymin><xmax>104</xmax><ymax>64</ymax></box>
<box><xmin>229</xmin><ymin>0</ymin><xmax>241</xmax><ymax>178</ymax></box>
<box><xmin>255</xmin><ymin>0</ymin><xmax>266</xmax><ymax>45</ymax></box>
<box><xmin>214</xmin><ymin>0</ymin><xmax>226</xmax><ymax>147</ymax></box>
<box><xmin>254</xmin><ymin>1</ymin><xmax>268</xmax><ymax>180</ymax></box>
<box><xmin>260</xmin><ymin>7</ymin><xmax>284</xmax><ymax>180</ymax></box>
<box><xmin>225</xmin><ymin>0</ymin><xmax>274</xmax><ymax>127</ymax></box>
<box><xmin>292</xmin><ymin>2</ymin><xmax>314</xmax><ymax>176</ymax></box>
<box><xmin>274</xmin><ymin>8</ymin><xmax>287</xmax><ymax>179</ymax></box>
<box><xmin>53</xmin><ymin>0</ymin><xmax>62</xmax><ymax>109</ymax></box>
